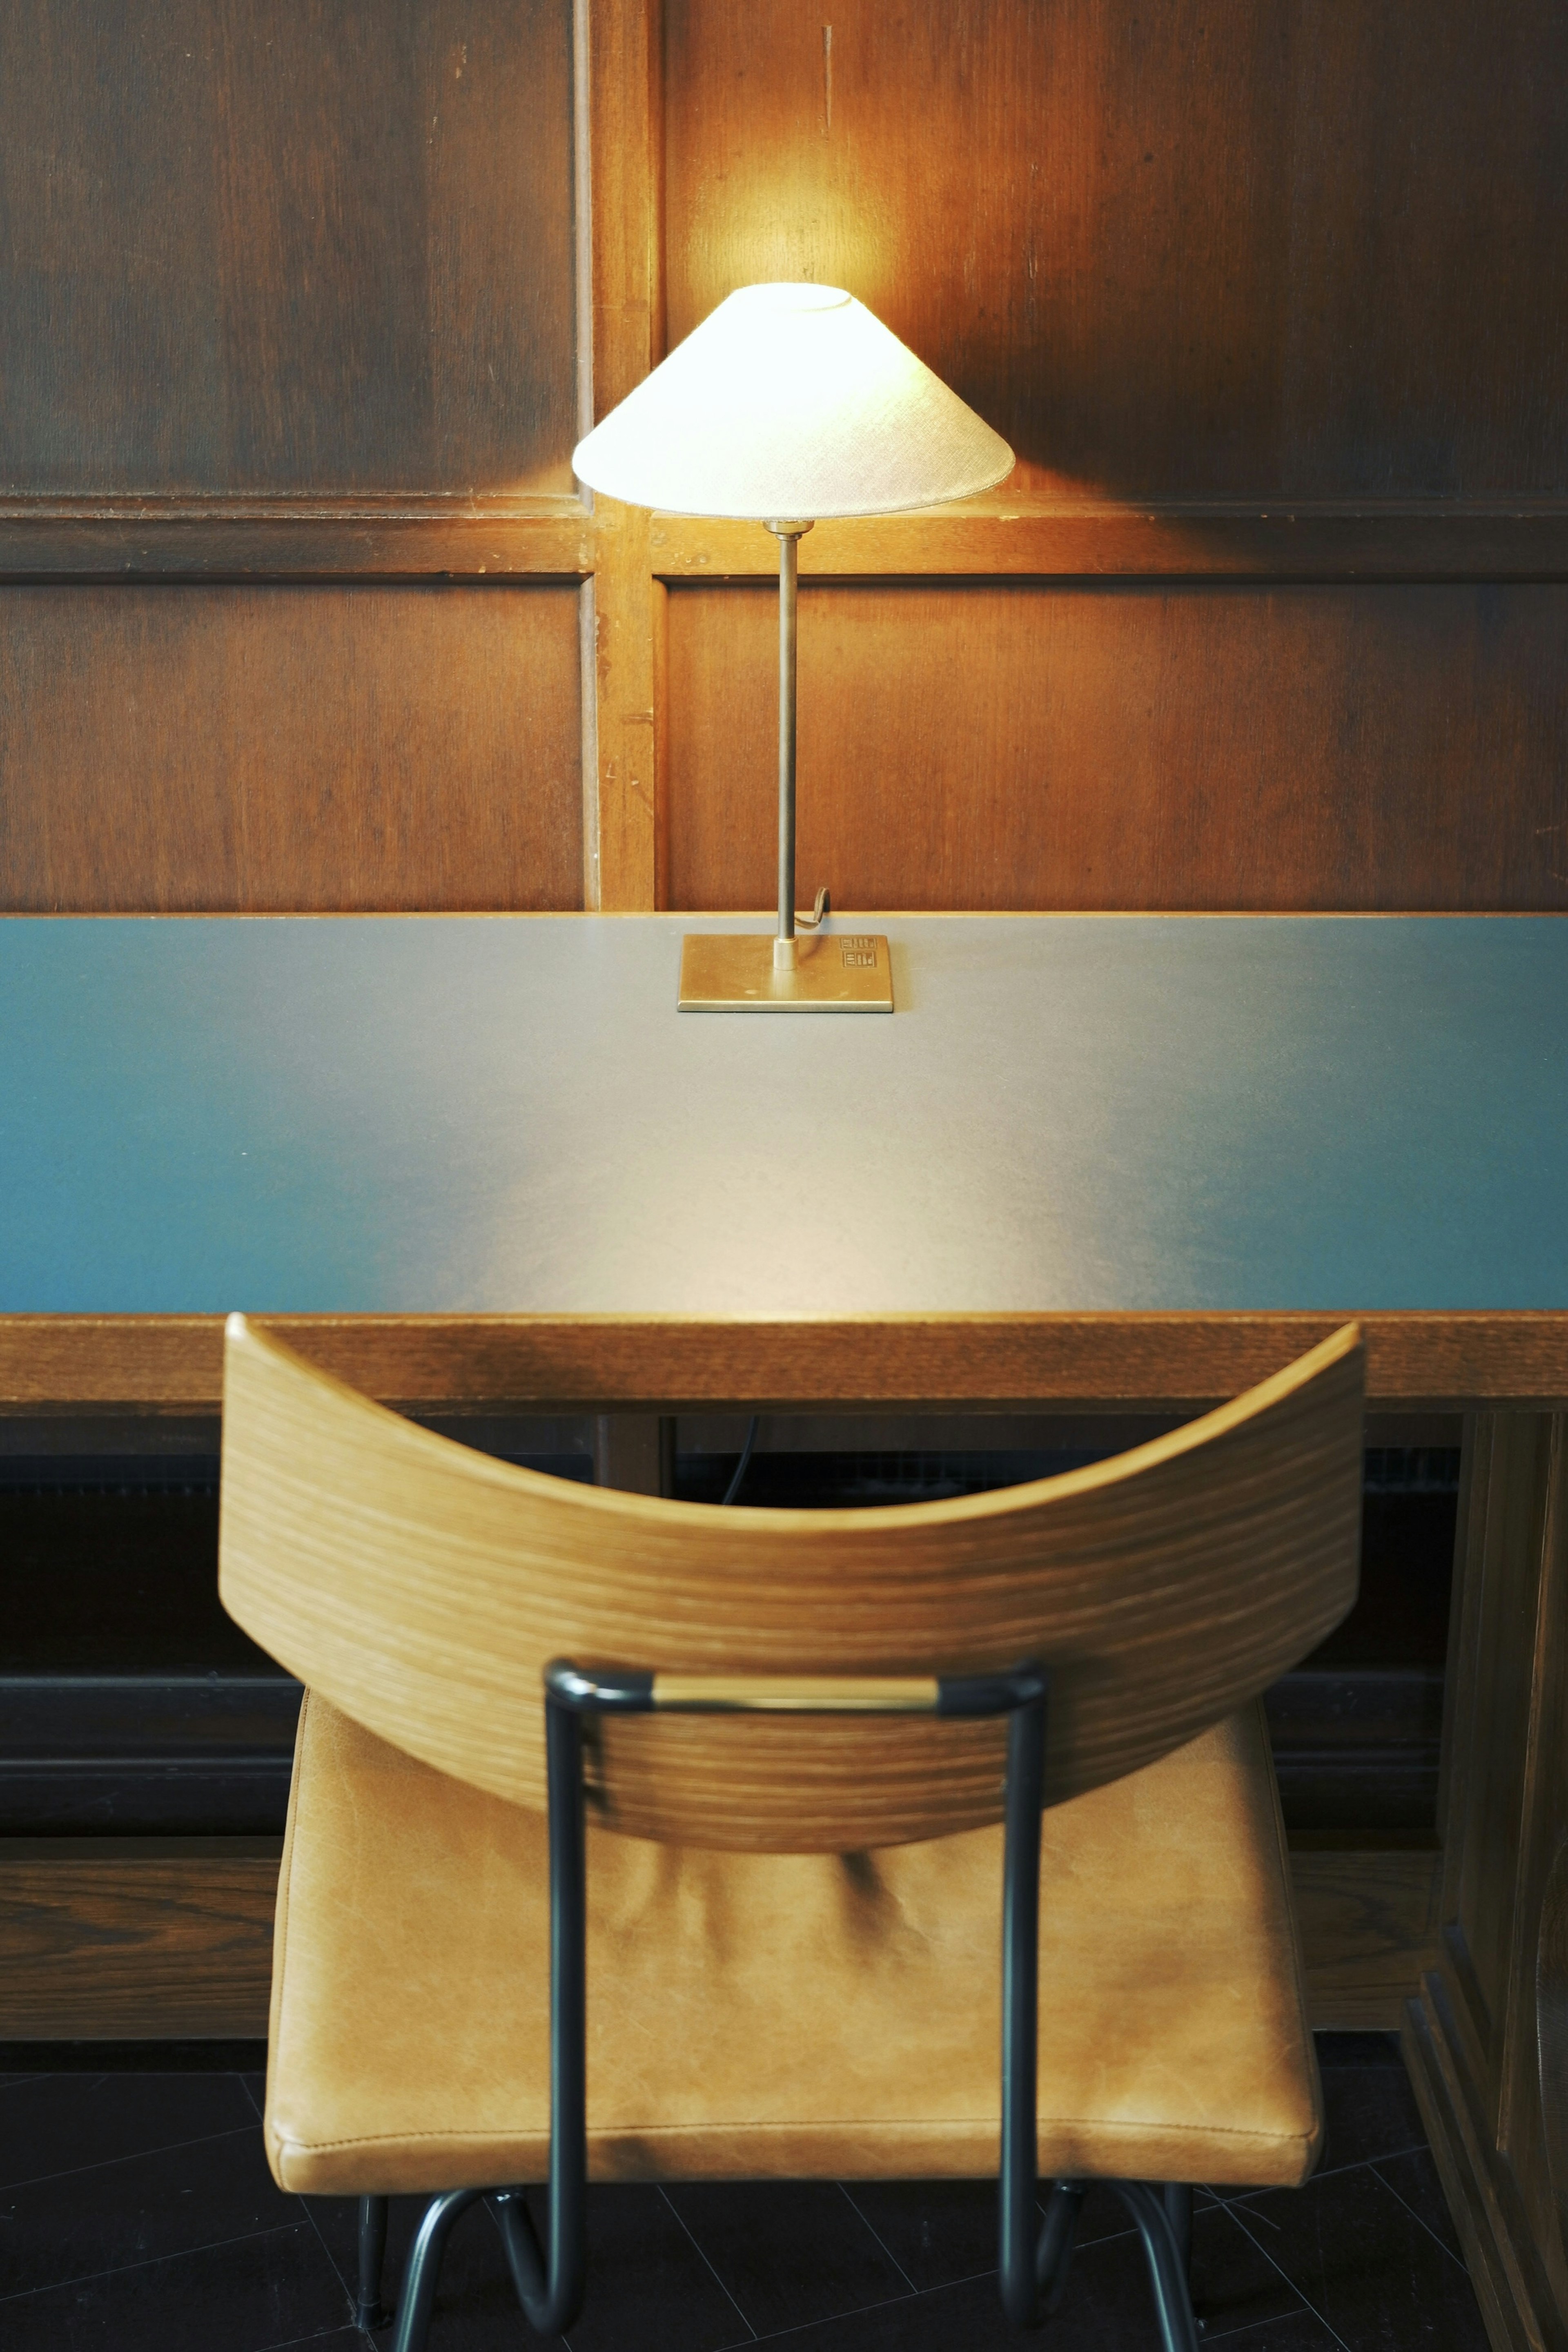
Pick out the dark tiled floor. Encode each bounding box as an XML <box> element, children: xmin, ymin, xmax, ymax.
<box><xmin>0</xmin><ymin>2035</ymin><xmax>1486</xmax><ymax>2351</ymax></box>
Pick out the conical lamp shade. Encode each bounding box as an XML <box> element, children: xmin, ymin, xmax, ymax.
<box><xmin>572</xmin><ymin>283</ymin><xmax>1013</xmax><ymax>520</ymax></box>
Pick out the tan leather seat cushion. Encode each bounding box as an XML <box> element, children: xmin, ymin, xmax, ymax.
<box><xmin>265</xmin><ymin>1693</ymin><xmax>1321</xmax><ymax>2197</ymax></box>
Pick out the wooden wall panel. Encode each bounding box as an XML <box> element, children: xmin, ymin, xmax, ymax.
<box><xmin>1406</xmin><ymin>1414</ymin><xmax>1568</xmax><ymax>2351</ymax></box>
<box><xmin>1444</xmin><ymin>1419</ymin><xmax>1552</xmax><ymax>2084</ymax></box>
<box><xmin>0</xmin><ymin>584</ymin><xmax>583</xmax><ymax>912</ymax></box>
<box><xmin>664</xmin><ymin>0</ymin><xmax>1568</xmax><ymax>502</ymax></box>
<box><xmin>0</xmin><ymin>0</ymin><xmax>577</xmax><ymax>495</ymax></box>
<box><xmin>1292</xmin><ymin>1849</ymin><xmax>1440</xmax><ymax>2033</ymax></box>
<box><xmin>664</xmin><ymin>582</ymin><xmax>1568</xmax><ymax>913</ymax></box>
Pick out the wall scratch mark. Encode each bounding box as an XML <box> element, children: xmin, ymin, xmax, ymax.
<box><xmin>823</xmin><ymin>24</ymin><xmax>833</xmax><ymax>134</ymax></box>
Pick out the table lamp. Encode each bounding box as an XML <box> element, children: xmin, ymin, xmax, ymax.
<box><xmin>572</xmin><ymin>284</ymin><xmax>1013</xmax><ymax>1011</ymax></box>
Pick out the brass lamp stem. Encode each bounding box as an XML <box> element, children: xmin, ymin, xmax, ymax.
<box><xmin>767</xmin><ymin>520</ymin><xmax>813</xmax><ymax>970</ymax></box>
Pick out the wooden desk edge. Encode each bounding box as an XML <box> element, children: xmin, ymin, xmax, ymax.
<box><xmin>2</xmin><ymin>1311</ymin><xmax>1566</xmax><ymax>1416</ymax></box>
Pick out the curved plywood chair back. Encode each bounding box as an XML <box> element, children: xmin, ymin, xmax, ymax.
<box><xmin>218</xmin><ymin>1315</ymin><xmax>1363</xmax><ymax>1851</ymax></box>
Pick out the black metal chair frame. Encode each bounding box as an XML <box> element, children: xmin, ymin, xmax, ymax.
<box><xmin>346</xmin><ymin>1659</ymin><xmax>1200</xmax><ymax>2350</ymax></box>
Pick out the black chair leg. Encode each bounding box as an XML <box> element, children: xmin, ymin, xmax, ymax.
<box><xmin>1114</xmin><ymin>2181</ymin><xmax>1202</xmax><ymax>2352</ymax></box>
<box><xmin>1036</xmin><ymin>2179</ymin><xmax>1087</xmax><ymax>2313</ymax></box>
<box><xmin>1163</xmin><ymin>2182</ymin><xmax>1193</xmax><ymax>2284</ymax></box>
<box><xmin>390</xmin><ymin>2189</ymin><xmax>484</xmax><ymax>2352</ymax></box>
<box><xmin>356</xmin><ymin>2194</ymin><xmax>391</xmax><ymax>2330</ymax></box>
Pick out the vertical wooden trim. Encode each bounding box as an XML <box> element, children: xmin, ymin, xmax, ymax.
<box><xmin>1408</xmin><ymin>1411</ymin><xmax>1568</xmax><ymax>2350</ymax></box>
<box><xmin>1500</xmin><ymin>1418</ymin><xmax>1568</xmax><ymax>2154</ymax></box>
<box><xmin>579</xmin><ymin>579</ymin><xmax>602</xmax><ymax>908</ymax></box>
<box><xmin>592</xmin><ymin>1413</ymin><xmax>667</xmax><ymax>1494</ymax></box>
<box><xmin>646</xmin><ymin>0</ymin><xmax>667</xmax><ymax>367</ymax></box>
<box><xmin>590</xmin><ymin>499</ymin><xmax>657</xmax><ymax>907</ymax></box>
<box><xmin>572</xmin><ymin>0</ymin><xmax>595</xmax><ymax>442</ymax></box>
<box><xmin>583</xmin><ymin>0</ymin><xmax>662</xmax><ymax>909</ymax></box>
<box><xmin>1404</xmin><ymin>1993</ymin><xmax>1543</xmax><ymax>2352</ymax></box>
<box><xmin>1437</xmin><ymin>1414</ymin><xmax>1486</xmax><ymax>1917</ymax></box>
<box><xmin>588</xmin><ymin>0</ymin><xmax>659</xmax><ymax>421</ymax></box>
<box><xmin>652</xmin><ymin>575</ymin><xmax>670</xmax><ymax>907</ymax></box>
<box><xmin>574</xmin><ymin>0</ymin><xmax>599</xmax><ymax>904</ymax></box>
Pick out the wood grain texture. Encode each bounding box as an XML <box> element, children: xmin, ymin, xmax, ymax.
<box><xmin>218</xmin><ymin>1315</ymin><xmax>1363</xmax><ymax>1846</ymax></box>
<box><xmin>1403</xmin><ymin>1997</ymin><xmax>1538</xmax><ymax>2352</ymax></box>
<box><xmin>1407</xmin><ymin>1411</ymin><xmax>1568</xmax><ymax>2347</ymax></box>
<box><xmin>0</xmin><ymin>0</ymin><xmax>578</xmax><ymax>497</ymax></box>
<box><xmin>4</xmin><ymin>1311</ymin><xmax>1568</xmax><ymax>1418</ymax></box>
<box><xmin>0</xmin><ymin>584</ymin><xmax>582</xmax><ymax>912</ymax></box>
<box><xmin>1289</xmin><ymin>1849</ymin><xmax>1440</xmax><ymax>2031</ymax></box>
<box><xmin>1497</xmin><ymin>1419</ymin><xmax>1568</xmax><ymax>2312</ymax></box>
<box><xmin>664</xmin><ymin>0</ymin><xmax>1568</xmax><ymax>504</ymax></box>
<box><xmin>1535</xmin><ymin>1835</ymin><xmax>1568</xmax><ymax>2271</ymax></box>
<box><xmin>0</xmin><ymin>1839</ymin><xmax>277</xmax><ymax>2038</ymax></box>
<box><xmin>0</xmin><ymin>499</ymin><xmax>594</xmax><ymax>582</ymax></box>
<box><xmin>588</xmin><ymin>0</ymin><xmax>662</xmax><ymax>421</ymax></box>
<box><xmin>7</xmin><ymin>0</ymin><xmax>1564</xmax><ymax>917</ymax></box>
<box><xmin>580</xmin><ymin>0</ymin><xmax>664</xmax><ymax>905</ymax></box>
<box><xmin>1443</xmin><ymin>1418</ymin><xmax>1556</xmax><ymax>2070</ymax></box>
<box><xmin>10</xmin><ymin>499</ymin><xmax>1567</xmax><ymax>589</ymax></box>
<box><xmin>585</xmin><ymin>498</ymin><xmax>658</xmax><ymax>907</ymax></box>
<box><xmin>664</xmin><ymin>582</ymin><xmax>1568</xmax><ymax>913</ymax></box>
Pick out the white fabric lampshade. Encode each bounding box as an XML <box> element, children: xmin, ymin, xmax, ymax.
<box><xmin>572</xmin><ymin>283</ymin><xmax>1013</xmax><ymax>520</ymax></box>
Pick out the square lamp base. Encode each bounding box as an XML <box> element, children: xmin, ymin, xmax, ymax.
<box><xmin>678</xmin><ymin>931</ymin><xmax>893</xmax><ymax>1012</ymax></box>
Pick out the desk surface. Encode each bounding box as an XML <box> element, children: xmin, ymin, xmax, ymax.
<box><xmin>2</xmin><ymin>913</ymin><xmax>1566</xmax><ymax>1409</ymax></box>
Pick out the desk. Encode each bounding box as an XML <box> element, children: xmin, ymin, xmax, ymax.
<box><xmin>3</xmin><ymin>910</ymin><xmax>1567</xmax><ymax>2349</ymax></box>
<box><xmin>1</xmin><ymin>911</ymin><xmax>1566</xmax><ymax>1408</ymax></box>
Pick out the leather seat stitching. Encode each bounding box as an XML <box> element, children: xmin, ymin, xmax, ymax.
<box><xmin>276</xmin><ymin>2119</ymin><xmax>1318</xmax><ymax>2152</ymax></box>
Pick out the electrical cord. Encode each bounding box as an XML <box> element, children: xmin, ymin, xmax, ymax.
<box><xmin>720</xmin><ymin>1416</ymin><xmax>760</xmax><ymax>1506</ymax></box>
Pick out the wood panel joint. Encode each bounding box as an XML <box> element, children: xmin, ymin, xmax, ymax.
<box><xmin>650</xmin><ymin>506</ymin><xmax>1568</xmax><ymax>584</ymax></box>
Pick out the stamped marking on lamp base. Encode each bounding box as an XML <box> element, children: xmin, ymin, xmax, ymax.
<box><xmin>678</xmin><ymin>931</ymin><xmax>894</xmax><ymax>1012</ymax></box>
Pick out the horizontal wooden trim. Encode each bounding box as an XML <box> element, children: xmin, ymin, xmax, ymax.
<box><xmin>0</xmin><ymin>496</ymin><xmax>595</xmax><ymax>581</ymax></box>
<box><xmin>4</xmin><ymin>499</ymin><xmax>1563</xmax><ymax>584</ymax></box>
<box><xmin>651</xmin><ymin>504</ymin><xmax>1568</xmax><ymax>583</ymax></box>
<box><xmin>0</xmin><ymin>1835</ymin><xmax>1431</xmax><ymax>2039</ymax></box>
<box><xmin>2</xmin><ymin>1311</ymin><xmax>1565</xmax><ymax>1415</ymax></box>
<box><xmin>0</xmin><ymin>1837</ymin><xmax>279</xmax><ymax>2039</ymax></box>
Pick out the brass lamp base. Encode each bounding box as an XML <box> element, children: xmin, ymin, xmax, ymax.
<box><xmin>679</xmin><ymin>931</ymin><xmax>893</xmax><ymax>1012</ymax></box>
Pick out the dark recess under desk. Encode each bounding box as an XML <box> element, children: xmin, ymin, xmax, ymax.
<box><xmin>0</xmin><ymin>1436</ymin><xmax>1455</xmax><ymax>1845</ymax></box>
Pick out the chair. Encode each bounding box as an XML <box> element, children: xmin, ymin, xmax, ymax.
<box><xmin>218</xmin><ymin>1314</ymin><xmax>1363</xmax><ymax>2350</ymax></box>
